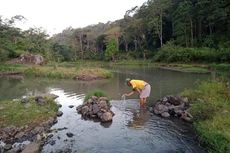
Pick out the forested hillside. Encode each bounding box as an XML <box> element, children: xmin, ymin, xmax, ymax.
<box><xmin>1</xmin><ymin>0</ymin><xmax>230</xmax><ymax>62</ymax></box>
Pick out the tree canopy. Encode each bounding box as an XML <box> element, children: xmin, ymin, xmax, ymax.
<box><xmin>1</xmin><ymin>0</ymin><xmax>229</xmax><ymax>62</ymax></box>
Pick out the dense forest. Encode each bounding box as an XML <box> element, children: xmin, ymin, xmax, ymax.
<box><xmin>1</xmin><ymin>0</ymin><xmax>230</xmax><ymax>62</ymax></box>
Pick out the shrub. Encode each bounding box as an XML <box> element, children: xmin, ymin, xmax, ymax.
<box><xmin>153</xmin><ymin>42</ymin><xmax>230</xmax><ymax>63</ymax></box>
<box><xmin>181</xmin><ymin>80</ymin><xmax>230</xmax><ymax>153</ymax></box>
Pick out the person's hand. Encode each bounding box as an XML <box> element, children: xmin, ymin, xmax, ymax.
<box><xmin>122</xmin><ymin>94</ymin><xmax>126</xmax><ymax>98</ymax></box>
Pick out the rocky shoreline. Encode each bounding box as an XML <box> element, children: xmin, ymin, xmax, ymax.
<box><xmin>0</xmin><ymin>94</ymin><xmax>61</xmax><ymax>153</ymax></box>
<box><xmin>152</xmin><ymin>95</ymin><xmax>193</xmax><ymax>122</ymax></box>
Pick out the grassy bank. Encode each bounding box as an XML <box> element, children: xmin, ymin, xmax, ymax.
<box><xmin>155</xmin><ymin>63</ymin><xmax>210</xmax><ymax>73</ymax></box>
<box><xmin>0</xmin><ymin>63</ymin><xmax>113</xmax><ymax>79</ymax></box>
<box><xmin>1</xmin><ymin>61</ymin><xmax>230</xmax><ymax>77</ymax></box>
<box><xmin>0</xmin><ymin>97</ymin><xmax>58</xmax><ymax>128</ymax></box>
<box><xmin>181</xmin><ymin>80</ymin><xmax>230</xmax><ymax>153</ymax></box>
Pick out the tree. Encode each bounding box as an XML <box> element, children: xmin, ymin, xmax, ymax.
<box><xmin>172</xmin><ymin>0</ymin><xmax>194</xmax><ymax>47</ymax></box>
<box><xmin>146</xmin><ymin>0</ymin><xmax>172</xmax><ymax>47</ymax></box>
<box><xmin>105</xmin><ymin>39</ymin><xmax>118</xmax><ymax>61</ymax></box>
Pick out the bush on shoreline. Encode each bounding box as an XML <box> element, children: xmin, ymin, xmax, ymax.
<box><xmin>181</xmin><ymin>80</ymin><xmax>230</xmax><ymax>153</ymax></box>
<box><xmin>154</xmin><ymin>42</ymin><xmax>230</xmax><ymax>63</ymax></box>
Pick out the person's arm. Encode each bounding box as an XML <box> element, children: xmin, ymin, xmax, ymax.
<box><xmin>124</xmin><ymin>91</ymin><xmax>134</xmax><ymax>97</ymax></box>
<box><xmin>135</xmin><ymin>88</ymin><xmax>141</xmax><ymax>94</ymax></box>
<box><xmin>122</xmin><ymin>90</ymin><xmax>135</xmax><ymax>97</ymax></box>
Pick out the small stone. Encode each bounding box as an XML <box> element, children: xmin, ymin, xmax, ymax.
<box><xmin>66</xmin><ymin>132</ymin><xmax>74</xmax><ymax>137</ymax></box>
<box><xmin>92</xmin><ymin>104</ymin><xmax>99</xmax><ymax>114</ymax></box>
<box><xmin>148</xmin><ymin>107</ymin><xmax>153</xmax><ymax>112</ymax></box>
<box><xmin>21</xmin><ymin>143</ymin><xmax>39</xmax><ymax>153</ymax></box>
<box><xmin>68</xmin><ymin>105</ymin><xmax>74</xmax><ymax>108</ymax></box>
<box><xmin>182</xmin><ymin>97</ymin><xmax>189</xmax><ymax>103</ymax></box>
<box><xmin>14</xmin><ymin>131</ymin><xmax>25</xmax><ymax>139</ymax></box>
<box><xmin>47</xmin><ymin>134</ymin><xmax>54</xmax><ymax>139</ymax></box>
<box><xmin>90</xmin><ymin>114</ymin><xmax>97</xmax><ymax>118</ymax></box>
<box><xmin>36</xmin><ymin>134</ymin><xmax>42</xmax><ymax>141</ymax></box>
<box><xmin>57</xmin><ymin>111</ymin><xmax>63</xmax><ymax>117</ymax></box>
<box><xmin>162</xmin><ymin>97</ymin><xmax>168</xmax><ymax>103</ymax></box>
<box><xmin>21</xmin><ymin>97</ymin><xmax>29</xmax><ymax>103</ymax></box>
<box><xmin>98</xmin><ymin>100</ymin><xmax>108</xmax><ymax>110</ymax></box>
<box><xmin>87</xmin><ymin>98</ymin><xmax>93</xmax><ymax>104</ymax></box>
<box><xmin>49</xmin><ymin>140</ymin><xmax>56</xmax><ymax>146</ymax></box>
<box><xmin>161</xmin><ymin>112</ymin><xmax>170</xmax><ymax>118</ymax></box>
<box><xmin>4</xmin><ymin>144</ymin><xmax>12</xmax><ymax>151</ymax></box>
<box><xmin>35</xmin><ymin>96</ymin><xmax>46</xmax><ymax>105</ymax></box>
<box><xmin>101</xmin><ymin>112</ymin><xmax>113</xmax><ymax>122</ymax></box>
<box><xmin>99</xmin><ymin>97</ymin><xmax>109</xmax><ymax>101</ymax></box>
<box><xmin>81</xmin><ymin>106</ymin><xmax>89</xmax><ymax>115</ymax></box>
<box><xmin>91</xmin><ymin>96</ymin><xmax>98</xmax><ymax>101</ymax></box>
<box><xmin>53</xmin><ymin>119</ymin><xmax>58</xmax><ymax>124</ymax></box>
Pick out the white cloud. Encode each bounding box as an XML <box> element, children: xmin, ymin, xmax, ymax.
<box><xmin>0</xmin><ymin>0</ymin><xmax>146</xmax><ymax>35</ymax></box>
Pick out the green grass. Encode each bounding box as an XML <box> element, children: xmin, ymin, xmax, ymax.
<box><xmin>0</xmin><ymin>97</ymin><xmax>58</xmax><ymax>128</ymax></box>
<box><xmin>0</xmin><ymin>64</ymin><xmax>25</xmax><ymax>72</ymax></box>
<box><xmin>113</xmin><ymin>59</ymin><xmax>152</xmax><ymax>65</ymax></box>
<box><xmin>47</xmin><ymin>60</ymin><xmax>108</xmax><ymax>68</ymax></box>
<box><xmin>210</xmin><ymin>63</ymin><xmax>230</xmax><ymax>71</ymax></box>
<box><xmin>84</xmin><ymin>90</ymin><xmax>108</xmax><ymax>102</ymax></box>
<box><xmin>0</xmin><ymin>63</ymin><xmax>113</xmax><ymax>79</ymax></box>
<box><xmin>155</xmin><ymin>63</ymin><xmax>210</xmax><ymax>73</ymax></box>
<box><xmin>181</xmin><ymin>80</ymin><xmax>230</xmax><ymax>153</ymax></box>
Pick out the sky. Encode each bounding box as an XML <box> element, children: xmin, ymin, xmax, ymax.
<box><xmin>0</xmin><ymin>0</ymin><xmax>147</xmax><ymax>35</ymax></box>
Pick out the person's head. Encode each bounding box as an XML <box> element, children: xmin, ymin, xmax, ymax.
<box><xmin>125</xmin><ymin>78</ymin><xmax>131</xmax><ymax>86</ymax></box>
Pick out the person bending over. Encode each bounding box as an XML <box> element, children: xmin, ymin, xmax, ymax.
<box><xmin>122</xmin><ymin>78</ymin><xmax>151</xmax><ymax>107</ymax></box>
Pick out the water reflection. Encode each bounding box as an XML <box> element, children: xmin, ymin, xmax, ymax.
<box><xmin>127</xmin><ymin>108</ymin><xmax>150</xmax><ymax>130</ymax></box>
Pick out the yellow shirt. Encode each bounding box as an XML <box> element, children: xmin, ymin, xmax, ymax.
<box><xmin>130</xmin><ymin>80</ymin><xmax>146</xmax><ymax>90</ymax></box>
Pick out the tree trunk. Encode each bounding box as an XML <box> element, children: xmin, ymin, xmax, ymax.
<box><xmin>160</xmin><ymin>10</ymin><xmax>163</xmax><ymax>47</ymax></box>
<box><xmin>79</xmin><ymin>33</ymin><xmax>83</xmax><ymax>59</ymax></box>
<box><xmin>134</xmin><ymin>39</ymin><xmax>137</xmax><ymax>51</ymax></box>
<box><xmin>185</xmin><ymin>25</ymin><xmax>188</xmax><ymax>47</ymax></box>
<box><xmin>125</xmin><ymin>40</ymin><xmax>128</xmax><ymax>52</ymax></box>
<box><xmin>209</xmin><ymin>23</ymin><xmax>212</xmax><ymax>35</ymax></box>
<box><xmin>190</xmin><ymin>17</ymin><xmax>193</xmax><ymax>47</ymax></box>
<box><xmin>115</xmin><ymin>34</ymin><xmax>119</xmax><ymax>51</ymax></box>
<box><xmin>198</xmin><ymin>19</ymin><xmax>202</xmax><ymax>40</ymax></box>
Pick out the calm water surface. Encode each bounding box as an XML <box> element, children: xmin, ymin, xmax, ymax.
<box><xmin>0</xmin><ymin>66</ymin><xmax>209</xmax><ymax>153</ymax></box>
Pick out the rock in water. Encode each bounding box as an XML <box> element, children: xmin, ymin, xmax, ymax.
<box><xmin>92</xmin><ymin>104</ymin><xmax>99</xmax><ymax>114</ymax></box>
<box><xmin>81</xmin><ymin>106</ymin><xmax>89</xmax><ymax>115</ymax></box>
<box><xmin>101</xmin><ymin>112</ymin><xmax>113</xmax><ymax>122</ymax></box>
<box><xmin>153</xmin><ymin>95</ymin><xmax>193</xmax><ymax>122</ymax></box>
<box><xmin>77</xmin><ymin>96</ymin><xmax>114</xmax><ymax>123</ymax></box>
<box><xmin>66</xmin><ymin>132</ymin><xmax>74</xmax><ymax>137</ymax></box>
<box><xmin>68</xmin><ymin>105</ymin><xmax>74</xmax><ymax>108</ymax></box>
<box><xmin>57</xmin><ymin>111</ymin><xmax>63</xmax><ymax>117</ymax></box>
